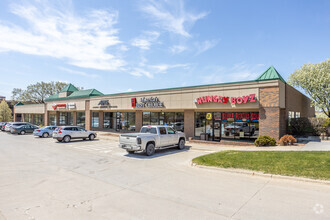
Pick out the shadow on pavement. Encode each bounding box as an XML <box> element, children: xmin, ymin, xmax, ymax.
<box><xmin>124</xmin><ymin>145</ymin><xmax>192</xmax><ymax>159</ymax></box>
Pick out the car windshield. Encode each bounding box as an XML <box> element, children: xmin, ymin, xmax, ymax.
<box><xmin>140</xmin><ymin>127</ymin><xmax>157</xmax><ymax>134</ymax></box>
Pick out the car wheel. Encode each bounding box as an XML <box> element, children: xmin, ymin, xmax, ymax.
<box><xmin>126</xmin><ymin>150</ymin><xmax>135</xmax><ymax>154</ymax></box>
<box><xmin>20</xmin><ymin>130</ymin><xmax>26</xmax><ymax>135</ymax></box>
<box><xmin>89</xmin><ymin>134</ymin><xmax>95</xmax><ymax>141</ymax></box>
<box><xmin>42</xmin><ymin>132</ymin><xmax>49</xmax><ymax>138</ymax></box>
<box><xmin>145</xmin><ymin>143</ymin><xmax>155</xmax><ymax>156</ymax></box>
<box><xmin>63</xmin><ymin>136</ymin><xmax>71</xmax><ymax>143</ymax></box>
<box><xmin>178</xmin><ymin>138</ymin><xmax>185</xmax><ymax>150</ymax></box>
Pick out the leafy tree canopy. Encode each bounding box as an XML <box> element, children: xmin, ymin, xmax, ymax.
<box><xmin>0</xmin><ymin>100</ymin><xmax>12</xmax><ymax>122</ymax></box>
<box><xmin>288</xmin><ymin>59</ymin><xmax>330</xmax><ymax>118</ymax></box>
<box><xmin>11</xmin><ymin>81</ymin><xmax>77</xmax><ymax>103</ymax></box>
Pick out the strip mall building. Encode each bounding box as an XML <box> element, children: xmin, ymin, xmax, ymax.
<box><xmin>14</xmin><ymin>66</ymin><xmax>315</xmax><ymax>141</ymax></box>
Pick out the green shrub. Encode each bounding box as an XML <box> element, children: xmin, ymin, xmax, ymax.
<box><xmin>289</xmin><ymin>117</ymin><xmax>327</xmax><ymax>136</ymax></box>
<box><xmin>323</xmin><ymin>118</ymin><xmax>330</xmax><ymax>128</ymax></box>
<box><xmin>254</xmin><ymin>135</ymin><xmax>276</xmax><ymax>146</ymax></box>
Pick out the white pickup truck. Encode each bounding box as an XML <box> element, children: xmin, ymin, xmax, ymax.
<box><xmin>119</xmin><ymin>125</ymin><xmax>186</xmax><ymax>156</ymax></box>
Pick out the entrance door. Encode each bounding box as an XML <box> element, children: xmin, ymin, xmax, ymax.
<box><xmin>213</xmin><ymin>112</ymin><xmax>221</xmax><ymax>141</ymax></box>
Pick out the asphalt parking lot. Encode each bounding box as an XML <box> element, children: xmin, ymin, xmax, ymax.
<box><xmin>0</xmin><ymin>132</ymin><xmax>329</xmax><ymax>220</ymax></box>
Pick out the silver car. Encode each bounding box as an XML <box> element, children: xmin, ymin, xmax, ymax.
<box><xmin>33</xmin><ymin>126</ymin><xmax>58</xmax><ymax>138</ymax></box>
<box><xmin>52</xmin><ymin>126</ymin><xmax>97</xmax><ymax>143</ymax></box>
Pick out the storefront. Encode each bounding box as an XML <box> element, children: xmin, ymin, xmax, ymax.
<box><xmin>14</xmin><ymin>66</ymin><xmax>315</xmax><ymax>141</ymax></box>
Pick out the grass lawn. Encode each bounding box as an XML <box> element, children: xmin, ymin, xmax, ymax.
<box><xmin>192</xmin><ymin>151</ymin><xmax>330</xmax><ymax>180</ymax></box>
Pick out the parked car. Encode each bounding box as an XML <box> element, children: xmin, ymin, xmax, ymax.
<box><xmin>119</xmin><ymin>125</ymin><xmax>186</xmax><ymax>156</ymax></box>
<box><xmin>52</xmin><ymin>126</ymin><xmax>97</xmax><ymax>143</ymax></box>
<box><xmin>5</xmin><ymin>122</ymin><xmax>33</xmax><ymax>132</ymax></box>
<box><xmin>33</xmin><ymin>126</ymin><xmax>58</xmax><ymax>138</ymax></box>
<box><xmin>0</xmin><ymin>122</ymin><xmax>8</xmax><ymax>131</ymax></box>
<box><xmin>11</xmin><ymin>124</ymin><xmax>38</xmax><ymax>135</ymax></box>
<box><xmin>224</xmin><ymin>122</ymin><xmax>255</xmax><ymax>136</ymax></box>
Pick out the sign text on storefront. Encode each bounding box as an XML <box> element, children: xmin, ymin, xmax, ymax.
<box><xmin>131</xmin><ymin>97</ymin><xmax>164</xmax><ymax>108</ymax></box>
<box><xmin>195</xmin><ymin>94</ymin><xmax>256</xmax><ymax>105</ymax></box>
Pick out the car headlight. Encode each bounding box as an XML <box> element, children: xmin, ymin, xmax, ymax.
<box><xmin>137</xmin><ymin>137</ymin><xmax>142</xmax><ymax>144</ymax></box>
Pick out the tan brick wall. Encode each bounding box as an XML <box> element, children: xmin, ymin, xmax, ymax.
<box><xmin>99</xmin><ymin>111</ymin><xmax>104</xmax><ymax>129</ymax></box>
<box><xmin>184</xmin><ymin>110</ymin><xmax>195</xmax><ymax>138</ymax></box>
<box><xmin>135</xmin><ymin>110</ymin><xmax>142</xmax><ymax>131</ymax></box>
<box><xmin>259</xmin><ymin>87</ymin><xmax>281</xmax><ymax>140</ymax></box>
<box><xmin>285</xmin><ymin>84</ymin><xmax>315</xmax><ymax>118</ymax></box>
<box><xmin>85</xmin><ymin>100</ymin><xmax>91</xmax><ymax>130</ymax></box>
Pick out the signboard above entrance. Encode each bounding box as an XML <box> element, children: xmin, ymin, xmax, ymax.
<box><xmin>195</xmin><ymin>94</ymin><xmax>257</xmax><ymax>105</ymax></box>
<box><xmin>52</xmin><ymin>103</ymin><xmax>76</xmax><ymax>110</ymax></box>
<box><xmin>131</xmin><ymin>97</ymin><xmax>164</xmax><ymax>108</ymax></box>
<box><xmin>93</xmin><ymin>100</ymin><xmax>118</xmax><ymax>109</ymax></box>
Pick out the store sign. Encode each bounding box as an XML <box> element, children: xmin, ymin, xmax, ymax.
<box><xmin>52</xmin><ymin>103</ymin><xmax>76</xmax><ymax>110</ymax></box>
<box><xmin>93</xmin><ymin>100</ymin><xmax>117</xmax><ymax>109</ymax></box>
<box><xmin>195</xmin><ymin>94</ymin><xmax>257</xmax><ymax>105</ymax></box>
<box><xmin>131</xmin><ymin>97</ymin><xmax>164</xmax><ymax>108</ymax></box>
<box><xmin>206</xmin><ymin>113</ymin><xmax>212</xmax><ymax>120</ymax></box>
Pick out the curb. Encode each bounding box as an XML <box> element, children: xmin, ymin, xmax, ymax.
<box><xmin>191</xmin><ymin>162</ymin><xmax>330</xmax><ymax>186</ymax></box>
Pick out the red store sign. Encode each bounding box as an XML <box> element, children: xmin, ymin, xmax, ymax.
<box><xmin>52</xmin><ymin>104</ymin><xmax>66</xmax><ymax>110</ymax></box>
<box><xmin>195</xmin><ymin>94</ymin><xmax>256</xmax><ymax>105</ymax></box>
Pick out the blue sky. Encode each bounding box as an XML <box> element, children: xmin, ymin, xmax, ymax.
<box><xmin>0</xmin><ymin>0</ymin><xmax>329</xmax><ymax>98</ymax></box>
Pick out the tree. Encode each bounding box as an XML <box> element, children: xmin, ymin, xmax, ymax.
<box><xmin>288</xmin><ymin>59</ymin><xmax>330</xmax><ymax>118</ymax></box>
<box><xmin>0</xmin><ymin>100</ymin><xmax>13</xmax><ymax>122</ymax></box>
<box><xmin>11</xmin><ymin>81</ymin><xmax>71</xmax><ymax>103</ymax></box>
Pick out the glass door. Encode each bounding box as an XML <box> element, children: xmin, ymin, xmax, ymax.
<box><xmin>213</xmin><ymin>112</ymin><xmax>221</xmax><ymax>141</ymax></box>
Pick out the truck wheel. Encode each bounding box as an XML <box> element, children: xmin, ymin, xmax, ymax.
<box><xmin>145</xmin><ymin>143</ymin><xmax>155</xmax><ymax>156</ymax></box>
<box><xmin>126</xmin><ymin>150</ymin><xmax>135</xmax><ymax>154</ymax></box>
<box><xmin>178</xmin><ymin>138</ymin><xmax>185</xmax><ymax>150</ymax></box>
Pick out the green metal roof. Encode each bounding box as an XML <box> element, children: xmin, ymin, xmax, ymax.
<box><xmin>45</xmin><ymin>89</ymin><xmax>104</xmax><ymax>101</ymax></box>
<box><xmin>60</xmin><ymin>83</ymin><xmax>79</xmax><ymax>93</ymax></box>
<box><xmin>14</xmin><ymin>102</ymin><xmax>24</xmax><ymax>106</ymax></box>
<box><xmin>256</xmin><ymin>66</ymin><xmax>286</xmax><ymax>83</ymax></box>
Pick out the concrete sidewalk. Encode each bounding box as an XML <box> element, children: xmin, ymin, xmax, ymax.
<box><xmin>301</xmin><ymin>141</ymin><xmax>330</xmax><ymax>151</ymax></box>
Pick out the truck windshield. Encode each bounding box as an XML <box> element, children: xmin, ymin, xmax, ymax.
<box><xmin>140</xmin><ymin>127</ymin><xmax>157</xmax><ymax>134</ymax></box>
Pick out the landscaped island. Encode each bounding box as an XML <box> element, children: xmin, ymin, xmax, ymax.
<box><xmin>192</xmin><ymin>151</ymin><xmax>330</xmax><ymax>180</ymax></box>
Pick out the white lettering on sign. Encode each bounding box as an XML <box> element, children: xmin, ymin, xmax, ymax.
<box><xmin>134</xmin><ymin>97</ymin><xmax>164</xmax><ymax>108</ymax></box>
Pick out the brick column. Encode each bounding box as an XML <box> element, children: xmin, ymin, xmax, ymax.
<box><xmin>184</xmin><ymin>110</ymin><xmax>194</xmax><ymax>139</ymax></box>
<box><xmin>85</xmin><ymin>100</ymin><xmax>91</xmax><ymax>130</ymax></box>
<box><xmin>44</xmin><ymin>104</ymin><xmax>48</xmax><ymax>126</ymax></box>
<box><xmin>31</xmin><ymin>114</ymin><xmax>35</xmax><ymax>124</ymax></box>
<box><xmin>259</xmin><ymin>86</ymin><xmax>281</xmax><ymax>140</ymax></box>
<box><xmin>73</xmin><ymin>112</ymin><xmax>77</xmax><ymax>126</ymax></box>
<box><xmin>99</xmin><ymin>111</ymin><xmax>104</xmax><ymax>129</ymax></box>
<box><xmin>135</xmin><ymin>110</ymin><xmax>142</xmax><ymax>132</ymax></box>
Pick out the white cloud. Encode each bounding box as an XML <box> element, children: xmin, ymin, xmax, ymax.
<box><xmin>131</xmin><ymin>31</ymin><xmax>160</xmax><ymax>50</ymax></box>
<box><xmin>170</xmin><ymin>45</ymin><xmax>187</xmax><ymax>54</ymax></box>
<box><xmin>195</xmin><ymin>39</ymin><xmax>218</xmax><ymax>55</ymax></box>
<box><xmin>130</xmin><ymin>63</ymin><xmax>190</xmax><ymax>78</ymax></box>
<box><xmin>0</xmin><ymin>1</ymin><xmax>125</xmax><ymax>71</ymax></box>
<box><xmin>140</xmin><ymin>0</ymin><xmax>207</xmax><ymax>37</ymax></box>
<box><xmin>58</xmin><ymin>67</ymin><xmax>99</xmax><ymax>78</ymax></box>
<box><xmin>202</xmin><ymin>62</ymin><xmax>263</xmax><ymax>84</ymax></box>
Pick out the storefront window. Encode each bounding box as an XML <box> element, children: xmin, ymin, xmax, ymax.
<box><xmin>142</xmin><ymin>112</ymin><xmax>184</xmax><ymax>131</ymax></box>
<box><xmin>195</xmin><ymin>112</ymin><xmax>259</xmax><ymax>141</ymax></box>
<box><xmin>103</xmin><ymin>112</ymin><xmax>114</xmax><ymax>129</ymax></box>
<box><xmin>33</xmin><ymin>114</ymin><xmax>44</xmax><ymax>126</ymax></box>
<box><xmin>92</xmin><ymin>112</ymin><xmax>99</xmax><ymax>128</ymax></box>
<box><xmin>143</xmin><ymin>112</ymin><xmax>150</xmax><ymax>126</ymax></box>
<box><xmin>59</xmin><ymin>112</ymin><xmax>73</xmax><ymax>126</ymax></box>
<box><xmin>150</xmin><ymin>112</ymin><xmax>159</xmax><ymax>125</ymax></box>
<box><xmin>195</xmin><ymin>112</ymin><xmax>206</xmax><ymax>137</ymax></box>
<box><xmin>49</xmin><ymin>113</ymin><xmax>56</xmax><ymax>126</ymax></box>
<box><xmin>128</xmin><ymin>112</ymin><xmax>135</xmax><ymax>131</ymax></box>
<box><xmin>116</xmin><ymin>112</ymin><xmax>135</xmax><ymax>131</ymax></box>
<box><xmin>24</xmin><ymin>114</ymin><xmax>32</xmax><ymax>123</ymax></box>
<box><xmin>76</xmin><ymin>112</ymin><xmax>85</xmax><ymax>128</ymax></box>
